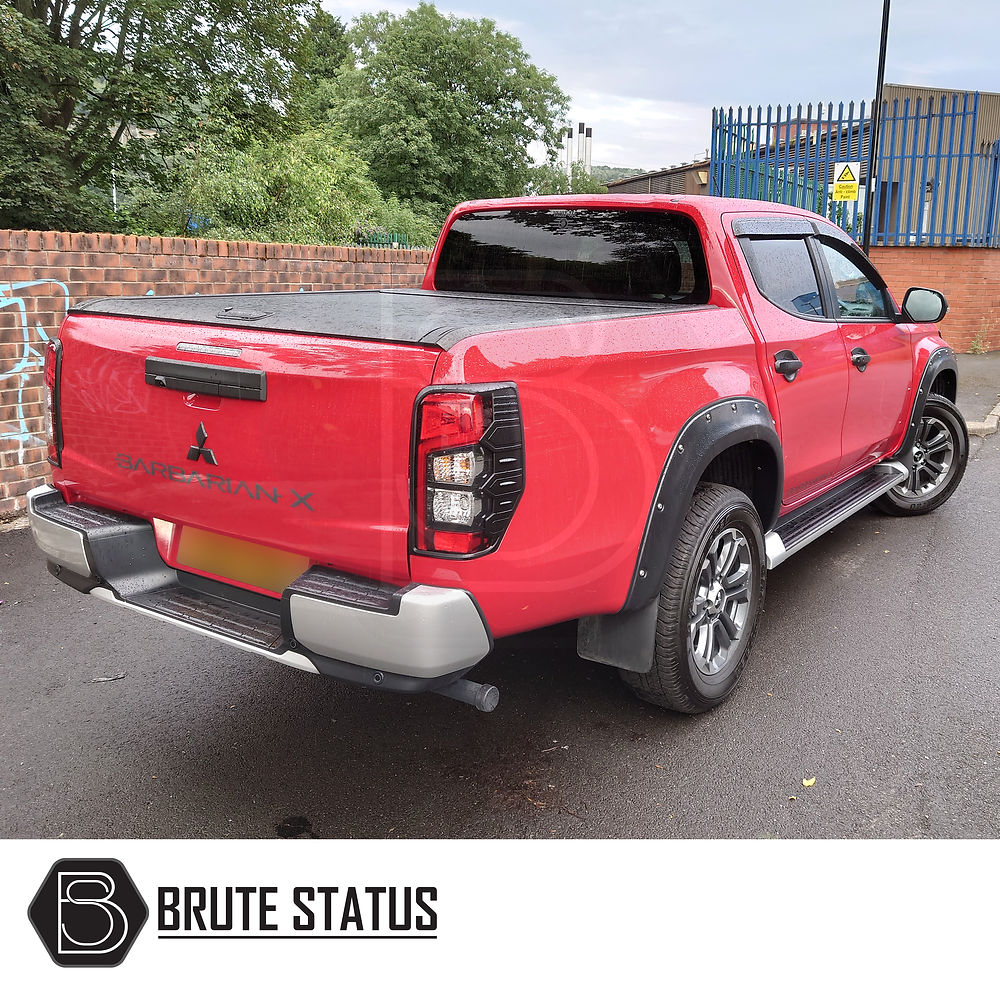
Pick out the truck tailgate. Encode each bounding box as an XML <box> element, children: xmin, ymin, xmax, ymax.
<box><xmin>55</xmin><ymin>314</ymin><xmax>440</xmax><ymax>587</ymax></box>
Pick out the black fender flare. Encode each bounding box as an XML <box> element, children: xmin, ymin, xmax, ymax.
<box><xmin>894</xmin><ymin>346</ymin><xmax>959</xmax><ymax>470</ymax></box>
<box><xmin>624</xmin><ymin>395</ymin><xmax>782</xmax><ymax>612</ymax></box>
<box><xmin>577</xmin><ymin>395</ymin><xmax>782</xmax><ymax>673</ymax></box>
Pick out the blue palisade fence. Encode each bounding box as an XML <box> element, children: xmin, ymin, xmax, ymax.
<box><xmin>710</xmin><ymin>95</ymin><xmax>1000</xmax><ymax>248</ymax></box>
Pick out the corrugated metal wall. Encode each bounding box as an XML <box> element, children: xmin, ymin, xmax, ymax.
<box><xmin>606</xmin><ymin>162</ymin><xmax>709</xmax><ymax>196</ymax></box>
<box><xmin>885</xmin><ymin>85</ymin><xmax>1000</xmax><ymax>146</ymax></box>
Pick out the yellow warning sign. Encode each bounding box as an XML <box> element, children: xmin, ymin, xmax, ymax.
<box><xmin>833</xmin><ymin>161</ymin><xmax>860</xmax><ymax>201</ymax></box>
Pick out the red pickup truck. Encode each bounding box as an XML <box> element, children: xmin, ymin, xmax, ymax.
<box><xmin>29</xmin><ymin>195</ymin><xmax>967</xmax><ymax>714</ymax></box>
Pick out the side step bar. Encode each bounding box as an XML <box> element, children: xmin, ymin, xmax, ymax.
<box><xmin>764</xmin><ymin>461</ymin><xmax>907</xmax><ymax>569</ymax></box>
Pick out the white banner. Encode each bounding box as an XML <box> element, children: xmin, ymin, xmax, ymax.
<box><xmin>2</xmin><ymin>839</ymin><xmax>994</xmax><ymax>997</ymax></box>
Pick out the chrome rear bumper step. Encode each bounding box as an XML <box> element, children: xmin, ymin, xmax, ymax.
<box><xmin>764</xmin><ymin>461</ymin><xmax>907</xmax><ymax>569</ymax></box>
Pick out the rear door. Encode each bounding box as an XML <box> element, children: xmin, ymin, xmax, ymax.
<box><xmin>813</xmin><ymin>236</ymin><xmax>914</xmax><ymax>471</ymax></box>
<box><xmin>729</xmin><ymin>217</ymin><xmax>850</xmax><ymax>507</ymax></box>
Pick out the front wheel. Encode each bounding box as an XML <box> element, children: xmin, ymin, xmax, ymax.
<box><xmin>875</xmin><ymin>394</ymin><xmax>968</xmax><ymax>516</ymax></box>
<box><xmin>619</xmin><ymin>483</ymin><xmax>766</xmax><ymax>713</ymax></box>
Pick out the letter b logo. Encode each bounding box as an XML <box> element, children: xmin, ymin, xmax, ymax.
<box><xmin>29</xmin><ymin>859</ymin><xmax>148</xmax><ymax>967</ymax></box>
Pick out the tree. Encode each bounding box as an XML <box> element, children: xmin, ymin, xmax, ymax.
<box><xmin>526</xmin><ymin>161</ymin><xmax>609</xmax><ymax>196</ymax></box>
<box><xmin>288</xmin><ymin>7</ymin><xmax>349</xmax><ymax>128</ymax></box>
<box><xmin>0</xmin><ymin>0</ymin><xmax>314</xmax><ymax>230</ymax></box>
<box><xmin>331</xmin><ymin>2</ymin><xmax>569</xmax><ymax>210</ymax></box>
<box><xmin>590</xmin><ymin>165</ymin><xmax>646</xmax><ymax>185</ymax></box>
<box><xmin>123</xmin><ymin>127</ymin><xmax>443</xmax><ymax>247</ymax></box>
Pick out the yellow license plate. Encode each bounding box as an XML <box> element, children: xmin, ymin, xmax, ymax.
<box><xmin>175</xmin><ymin>526</ymin><xmax>309</xmax><ymax>595</ymax></box>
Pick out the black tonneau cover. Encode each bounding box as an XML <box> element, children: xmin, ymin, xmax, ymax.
<box><xmin>69</xmin><ymin>288</ymin><xmax>710</xmax><ymax>350</ymax></box>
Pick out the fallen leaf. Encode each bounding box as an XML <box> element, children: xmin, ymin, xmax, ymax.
<box><xmin>802</xmin><ymin>777</ymin><xmax>817</xmax><ymax>787</ymax></box>
<box><xmin>789</xmin><ymin>796</ymin><xmax>797</xmax><ymax>801</ymax></box>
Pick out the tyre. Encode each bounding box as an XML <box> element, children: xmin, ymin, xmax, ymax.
<box><xmin>875</xmin><ymin>394</ymin><xmax>968</xmax><ymax>516</ymax></box>
<box><xmin>620</xmin><ymin>483</ymin><xmax>766</xmax><ymax>713</ymax></box>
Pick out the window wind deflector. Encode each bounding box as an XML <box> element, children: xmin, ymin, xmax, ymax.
<box><xmin>144</xmin><ymin>357</ymin><xmax>267</xmax><ymax>401</ymax></box>
<box><xmin>732</xmin><ymin>217</ymin><xmax>814</xmax><ymax>238</ymax></box>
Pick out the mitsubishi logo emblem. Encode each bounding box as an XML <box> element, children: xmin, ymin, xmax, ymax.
<box><xmin>187</xmin><ymin>422</ymin><xmax>218</xmax><ymax>465</ymax></box>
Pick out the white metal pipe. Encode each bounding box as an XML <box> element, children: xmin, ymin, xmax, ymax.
<box><xmin>585</xmin><ymin>128</ymin><xmax>592</xmax><ymax>175</ymax></box>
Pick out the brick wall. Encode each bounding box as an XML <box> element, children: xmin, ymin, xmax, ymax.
<box><xmin>869</xmin><ymin>246</ymin><xmax>1000</xmax><ymax>353</ymax></box>
<box><xmin>4</xmin><ymin>232</ymin><xmax>996</xmax><ymax>518</ymax></box>
<box><xmin>0</xmin><ymin>231</ymin><xmax>432</xmax><ymax>518</ymax></box>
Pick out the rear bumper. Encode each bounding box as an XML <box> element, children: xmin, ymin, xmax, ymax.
<box><xmin>27</xmin><ymin>485</ymin><xmax>493</xmax><ymax>689</ymax></box>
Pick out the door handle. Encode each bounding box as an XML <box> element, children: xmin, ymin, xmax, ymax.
<box><xmin>851</xmin><ymin>348</ymin><xmax>871</xmax><ymax>373</ymax></box>
<box><xmin>773</xmin><ymin>350</ymin><xmax>803</xmax><ymax>383</ymax></box>
<box><xmin>145</xmin><ymin>357</ymin><xmax>267</xmax><ymax>401</ymax></box>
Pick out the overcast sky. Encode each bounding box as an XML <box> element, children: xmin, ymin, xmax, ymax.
<box><xmin>324</xmin><ymin>0</ymin><xmax>999</xmax><ymax>170</ymax></box>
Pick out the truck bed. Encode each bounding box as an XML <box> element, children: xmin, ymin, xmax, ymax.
<box><xmin>70</xmin><ymin>288</ymin><xmax>711</xmax><ymax>349</ymax></box>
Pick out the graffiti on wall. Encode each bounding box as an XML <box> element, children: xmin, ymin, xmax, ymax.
<box><xmin>0</xmin><ymin>280</ymin><xmax>159</xmax><ymax>446</ymax></box>
<box><xmin>0</xmin><ymin>279</ymin><xmax>70</xmax><ymax>446</ymax></box>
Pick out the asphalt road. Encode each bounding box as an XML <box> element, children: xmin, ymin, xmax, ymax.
<box><xmin>1</xmin><ymin>433</ymin><xmax>998</xmax><ymax>840</ymax></box>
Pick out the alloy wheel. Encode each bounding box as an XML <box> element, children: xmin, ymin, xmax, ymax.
<box><xmin>894</xmin><ymin>414</ymin><xmax>955</xmax><ymax>499</ymax></box>
<box><xmin>688</xmin><ymin>527</ymin><xmax>753</xmax><ymax>677</ymax></box>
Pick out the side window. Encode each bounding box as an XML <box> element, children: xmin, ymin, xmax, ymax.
<box><xmin>741</xmin><ymin>237</ymin><xmax>824</xmax><ymax>318</ymax></box>
<box><xmin>818</xmin><ymin>241</ymin><xmax>892</xmax><ymax>320</ymax></box>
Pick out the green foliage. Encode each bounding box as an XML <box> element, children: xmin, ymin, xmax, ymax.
<box><xmin>331</xmin><ymin>2</ymin><xmax>569</xmax><ymax>209</ymax></box>
<box><xmin>0</xmin><ymin>0</ymin><xmax>314</xmax><ymax>231</ymax></box>
<box><xmin>0</xmin><ymin>6</ymin><xmax>106</xmax><ymax>229</ymax></box>
<box><xmin>123</xmin><ymin>127</ymin><xmax>442</xmax><ymax>247</ymax></box>
<box><xmin>2</xmin><ymin>0</ymin><xmax>579</xmax><ymax>248</ymax></box>
<box><xmin>288</xmin><ymin>8</ymin><xmax>349</xmax><ymax>128</ymax></box>
<box><xmin>526</xmin><ymin>161</ymin><xmax>609</xmax><ymax>196</ymax></box>
<box><xmin>590</xmin><ymin>164</ymin><xmax>647</xmax><ymax>185</ymax></box>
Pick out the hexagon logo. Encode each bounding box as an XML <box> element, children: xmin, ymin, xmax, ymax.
<box><xmin>28</xmin><ymin>858</ymin><xmax>148</xmax><ymax>967</ymax></box>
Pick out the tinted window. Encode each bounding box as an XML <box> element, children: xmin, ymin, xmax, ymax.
<box><xmin>742</xmin><ymin>237</ymin><xmax>824</xmax><ymax>317</ymax></box>
<box><xmin>819</xmin><ymin>241</ymin><xmax>892</xmax><ymax>319</ymax></box>
<box><xmin>434</xmin><ymin>209</ymin><xmax>710</xmax><ymax>303</ymax></box>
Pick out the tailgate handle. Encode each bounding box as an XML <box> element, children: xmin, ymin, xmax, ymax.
<box><xmin>145</xmin><ymin>357</ymin><xmax>267</xmax><ymax>401</ymax></box>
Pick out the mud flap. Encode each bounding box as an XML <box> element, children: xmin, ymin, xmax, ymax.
<box><xmin>577</xmin><ymin>599</ymin><xmax>659</xmax><ymax>674</ymax></box>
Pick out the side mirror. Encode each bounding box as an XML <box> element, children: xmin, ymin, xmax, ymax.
<box><xmin>902</xmin><ymin>287</ymin><xmax>948</xmax><ymax>325</ymax></box>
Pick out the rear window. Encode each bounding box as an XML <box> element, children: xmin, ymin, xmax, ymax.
<box><xmin>434</xmin><ymin>208</ymin><xmax>710</xmax><ymax>303</ymax></box>
<box><xmin>741</xmin><ymin>237</ymin><xmax>824</xmax><ymax>317</ymax></box>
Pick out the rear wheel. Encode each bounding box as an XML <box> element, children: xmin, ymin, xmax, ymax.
<box><xmin>620</xmin><ymin>483</ymin><xmax>766</xmax><ymax>713</ymax></box>
<box><xmin>875</xmin><ymin>394</ymin><xmax>968</xmax><ymax>516</ymax></box>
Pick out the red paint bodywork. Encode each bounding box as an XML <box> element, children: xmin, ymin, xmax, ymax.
<box><xmin>52</xmin><ymin>195</ymin><xmax>950</xmax><ymax>641</ymax></box>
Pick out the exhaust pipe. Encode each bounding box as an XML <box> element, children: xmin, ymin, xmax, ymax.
<box><xmin>436</xmin><ymin>677</ymin><xmax>500</xmax><ymax>712</ymax></box>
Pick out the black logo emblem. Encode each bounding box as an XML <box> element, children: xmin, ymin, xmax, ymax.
<box><xmin>28</xmin><ymin>858</ymin><xmax>148</xmax><ymax>967</ymax></box>
<box><xmin>188</xmin><ymin>421</ymin><xmax>218</xmax><ymax>465</ymax></box>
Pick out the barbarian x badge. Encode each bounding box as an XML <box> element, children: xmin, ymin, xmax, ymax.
<box><xmin>187</xmin><ymin>422</ymin><xmax>218</xmax><ymax>465</ymax></box>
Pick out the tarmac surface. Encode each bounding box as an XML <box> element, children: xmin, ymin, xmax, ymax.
<box><xmin>1</xmin><ymin>357</ymin><xmax>998</xmax><ymax>839</ymax></box>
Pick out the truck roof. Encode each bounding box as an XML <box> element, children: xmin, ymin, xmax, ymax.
<box><xmin>442</xmin><ymin>193</ymin><xmax>836</xmax><ymax>230</ymax></box>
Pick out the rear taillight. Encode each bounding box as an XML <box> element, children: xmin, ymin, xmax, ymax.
<box><xmin>413</xmin><ymin>384</ymin><xmax>525</xmax><ymax>556</ymax></box>
<box><xmin>43</xmin><ymin>339</ymin><xmax>63</xmax><ymax>466</ymax></box>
